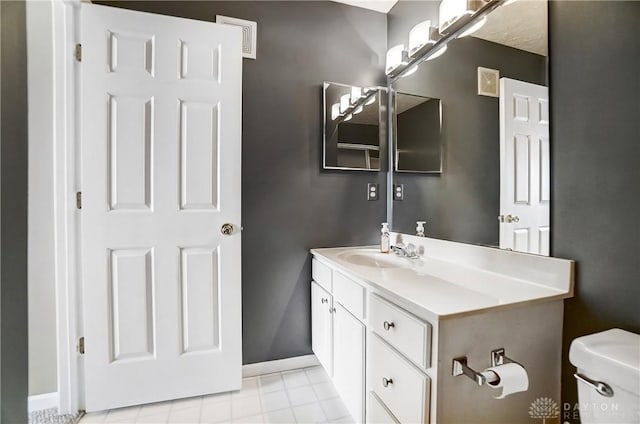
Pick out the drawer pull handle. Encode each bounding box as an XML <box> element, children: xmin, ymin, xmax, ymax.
<box><xmin>321</xmin><ymin>298</ymin><xmax>328</xmax><ymax>304</ymax></box>
<box><xmin>383</xmin><ymin>321</ymin><xmax>395</xmax><ymax>331</ymax></box>
<box><xmin>382</xmin><ymin>377</ymin><xmax>393</xmax><ymax>388</ymax></box>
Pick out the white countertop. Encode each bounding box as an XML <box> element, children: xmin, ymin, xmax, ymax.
<box><xmin>310</xmin><ymin>245</ymin><xmax>573</xmax><ymax>319</ymax></box>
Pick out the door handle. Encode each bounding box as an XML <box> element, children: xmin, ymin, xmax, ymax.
<box><xmin>221</xmin><ymin>223</ymin><xmax>235</xmax><ymax>235</ymax></box>
<box><xmin>497</xmin><ymin>214</ymin><xmax>520</xmax><ymax>223</ymax></box>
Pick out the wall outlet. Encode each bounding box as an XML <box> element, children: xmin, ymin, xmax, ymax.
<box><xmin>367</xmin><ymin>183</ymin><xmax>379</xmax><ymax>201</ymax></box>
<box><xmin>393</xmin><ymin>184</ymin><xmax>404</xmax><ymax>201</ymax></box>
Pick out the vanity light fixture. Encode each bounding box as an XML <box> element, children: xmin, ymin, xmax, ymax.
<box><xmin>439</xmin><ymin>0</ymin><xmax>487</xmax><ymax>35</ymax></box>
<box><xmin>339</xmin><ymin>94</ymin><xmax>351</xmax><ymax>114</ymax></box>
<box><xmin>385</xmin><ymin>44</ymin><xmax>409</xmax><ymax>75</ymax></box>
<box><xmin>332</xmin><ymin>88</ymin><xmax>379</xmax><ymax>122</ymax></box>
<box><xmin>388</xmin><ymin>0</ymin><xmax>502</xmax><ymax>82</ymax></box>
<box><xmin>331</xmin><ymin>103</ymin><xmax>340</xmax><ymax>120</ymax></box>
<box><xmin>408</xmin><ymin>20</ymin><xmax>441</xmax><ymax>58</ymax></box>
<box><xmin>350</xmin><ymin>86</ymin><xmax>363</xmax><ymax>103</ymax></box>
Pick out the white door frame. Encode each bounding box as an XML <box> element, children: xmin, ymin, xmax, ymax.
<box><xmin>48</xmin><ymin>0</ymin><xmax>82</xmax><ymax>414</ymax></box>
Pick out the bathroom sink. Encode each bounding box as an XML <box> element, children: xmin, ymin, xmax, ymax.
<box><xmin>339</xmin><ymin>250</ymin><xmax>406</xmax><ymax>269</ymax></box>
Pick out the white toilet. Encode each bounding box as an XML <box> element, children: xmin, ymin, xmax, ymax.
<box><xmin>569</xmin><ymin>328</ymin><xmax>640</xmax><ymax>423</ymax></box>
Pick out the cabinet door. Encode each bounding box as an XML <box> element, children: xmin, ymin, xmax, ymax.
<box><xmin>311</xmin><ymin>281</ymin><xmax>333</xmax><ymax>375</ymax></box>
<box><xmin>334</xmin><ymin>303</ymin><xmax>365</xmax><ymax>423</ymax></box>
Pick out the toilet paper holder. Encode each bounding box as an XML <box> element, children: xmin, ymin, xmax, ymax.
<box><xmin>452</xmin><ymin>348</ymin><xmax>518</xmax><ymax>386</ymax></box>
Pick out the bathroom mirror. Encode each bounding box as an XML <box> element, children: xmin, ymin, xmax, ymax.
<box><xmin>395</xmin><ymin>93</ymin><xmax>442</xmax><ymax>173</ymax></box>
<box><xmin>323</xmin><ymin>82</ymin><xmax>386</xmax><ymax>171</ymax></box>
<box><xmin>389</xmin><ymin>0</ymin><xmax>550</xmax><ymax>255</ymax></box>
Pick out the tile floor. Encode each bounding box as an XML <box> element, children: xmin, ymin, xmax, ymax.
<box><xmin>80</xmin><ymin>366</ymin><xmax>354</xmax><ymax>424</ymax></box>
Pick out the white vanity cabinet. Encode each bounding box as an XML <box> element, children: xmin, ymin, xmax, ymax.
<box><xmin>311</xmin><ymin>260</ymin><xmax>366</xmax><ymax>423</ymax></box>
<box><xmin>311</xmin><ymin>240</ymin><xmax>574</xmax><ymax>424</ymax></box>
<box><xmin>311</xmin><ymin>258</ymin><xmax>430</xmax><ymax>424</ymax></box>
<box><xmin>333</xmin><ymin>303</ymin><xmax>365</xmax><ymax>423</ymax></box>
<box><xmin>311</xmin><ymin>281</ymin><xmax>333</xmax><ymax>374</ymax></box>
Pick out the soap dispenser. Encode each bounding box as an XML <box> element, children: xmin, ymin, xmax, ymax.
<box><xmin>381</xmin><ymin>223</ymin><xmax>390</xmax><ymax>253</ymax></box>
<box><xmin>416</xmin><ymin>221</ymin><xmax>426</xmax><ymax>237</ymax></box>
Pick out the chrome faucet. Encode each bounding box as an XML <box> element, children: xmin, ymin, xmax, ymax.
<box><xmin>391</xmin><ymin>243</ymin><xmax>419</xmax><ymax>259</ymax></box>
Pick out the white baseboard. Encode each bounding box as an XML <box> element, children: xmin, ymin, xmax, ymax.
<box><xmin>28</xmin><ymin>392</ymin><xmax>59</xmax><ymax>412</ymax></box>
<box><xmin>242</xmin><ymin>354</ymin><xmax>319</xmax><ymax>378</ymax></box>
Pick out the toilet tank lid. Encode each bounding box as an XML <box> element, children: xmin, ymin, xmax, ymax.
<box><xmin>570</xmin><ymin>328</ymin><xmax>640</xmax><ymax>395</ymax></box>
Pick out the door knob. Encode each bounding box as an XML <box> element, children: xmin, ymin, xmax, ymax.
<box><xmin>382</xmin><ymin>377</ymin><xmax>393</xmax><ymax>388</ymax></box>
<box><xmin>383</xmin><ymin>321</ymin><xmax>395</xmax><ymax>331</ymax></box>
<box><xmin>497</xmin><ymin>214</ymin><xmax>520</xmax><ymax>224</ymax></box>
<box><xmin>221</xmin><ymin>223</ymin><xmax>234</xmax><ymax>235</ymax></box>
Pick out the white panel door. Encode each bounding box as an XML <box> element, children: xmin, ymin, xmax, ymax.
<box><xmin>80</xmin><ymin>4</ymin><xmax>242</xmax><ymax>411</ymax></box>
<box><xmin>333</xmin><ymin>303</ymin><xmax>365</xmax><ymax>424</ymax></box>
<box><xmin>499</xmin><ymin>78</ymin><xmax>550</xmax><ymax>255</ymax></box>
<box><xmin>311</xmin><ymin>282</ymin><xmax>333</xmax><ymax>375</ymax></box>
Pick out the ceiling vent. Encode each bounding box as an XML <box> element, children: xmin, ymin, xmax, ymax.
<box><xmin>216</xmin><ymin>15</ymin><xmax>257</xmax><ymax>60</ymax></box>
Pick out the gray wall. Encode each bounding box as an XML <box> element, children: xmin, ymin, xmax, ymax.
<box><xmin>549</xmin><ymin>1</ymin><xmax>640</xmax><ymax>420</ymax></box>
<box><xmin>1</xmin><ymin>0</ymin><xmax>29</xmax><ymax>421</ymax></box>
<box><xmin>390</xmin><ymin>34</ymin><xmax>546</xmax><ymax>245</ymax></box>
<box><xmin>97</xmin><ymin>1</ymin><xmax>388</xmax><ymax>364</ymax></box>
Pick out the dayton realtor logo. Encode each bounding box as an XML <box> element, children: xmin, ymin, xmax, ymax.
<box><xmin>529</xmin><ymin>397</ymin><xmax>560</xmax><ymax>423</ymax></box>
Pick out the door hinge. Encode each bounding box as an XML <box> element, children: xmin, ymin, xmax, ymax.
<box><xmin>78</xmin><ymin>337</ymin><xmax>85</xmax><ymax>354</ymax></box>
<box><xmin>76</xmin><ymin>191</ymin><xmax>82</xmax><ymax>209</ymax></box>
<box><xmin>74</xmin><ymin>43</ymin><xmax>82</xmax><ymax>62</ymax></box>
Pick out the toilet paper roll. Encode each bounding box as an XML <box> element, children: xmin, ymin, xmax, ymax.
<box><xmin>485</xmin><ymin>363</ymin><xmax>529</xmax><ymax>399</ymax></box>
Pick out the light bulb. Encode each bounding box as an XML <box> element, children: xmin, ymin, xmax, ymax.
<box><xmin>458</xmin><ymin>16</ymin><xmax>486</xmax><ymax>38</ymax></box>
<box><xmin>408</xmin><ymin>20</ymin><xmax>437</xmax><ymax>57</ymax></box>
<box><xmin>350</xmin><ymin>86</ymin><xmax>362</xmax><ymax>103</ymax></box>
<box><xmin>439</xmin><ymin>0</ymin><xmax>477</xmax><ymax>34</ymax></box>
<box><xmin>339</xmin><ymin>94</ymin><xmax>350</xmax><ymax>113</ymax></box>
<box><xmin>331</xmin><ymin>103</ymin><xmax>340</xmax><ymax>120</ymax></box>
<box><xmin>386</xmin><ymin>44</ymin><xmax>407</xmax><ymax>75</ymax></box>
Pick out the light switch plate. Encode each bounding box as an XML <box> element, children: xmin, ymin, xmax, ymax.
<box><xmin>367</xmin><ymin>183</ymin><xmax>379</xmax><ymax>201</ymax></box>
<box><xmin>393</xmin><ymin>184</ymin><xmax>404</xmax><ymax>201</ymax></box>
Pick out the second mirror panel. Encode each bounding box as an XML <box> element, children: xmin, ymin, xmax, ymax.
<box><xmin>395</xmin><ymin>93</ymin><xmax>442</xmax><ymax>173</ymax></box>
<box><xmin>390</xmin><ymin>0</ymin><xmax>549</xmax><ymax>255</ymax></box>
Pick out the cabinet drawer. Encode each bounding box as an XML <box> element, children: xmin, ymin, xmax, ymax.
<box><xmin>312</xmin><ymin>258</ymin><xmax>332</xmax><ymax>292</ymax></box>
<box><xmin>367</xmin><ymin>392</ymin><xmax>399</xmax><ymax>424</ymax></box>
<box><xmin>333</xmin><ymin>271</ymin><xmax>365</xmax><ymax>320</ymax></box>
<box><xmin>369</xmin><ymin>335</ymin><xmax>430</xmax><ymax>424</ymax></box>
<box><xmin>370</xmin><ymin>294</ymin><xmax>431</xmax><ymax>369</ymax></box>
